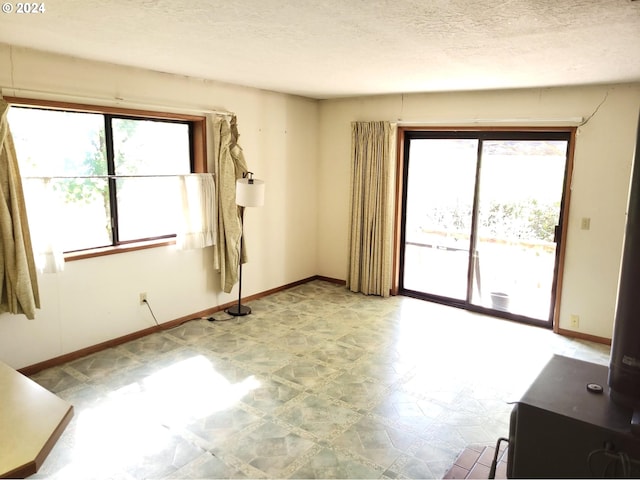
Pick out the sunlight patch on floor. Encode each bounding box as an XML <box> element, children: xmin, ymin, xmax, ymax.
<box><xmin>65</xmin><ymin>355</ymin><xmax>260</xmax><ymax>474</ymax></box>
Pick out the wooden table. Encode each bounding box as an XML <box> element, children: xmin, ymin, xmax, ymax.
<box><xmin>0</xmin><ymin>361</ymin><xmax>73</xmax><ymax>478</ymax></box>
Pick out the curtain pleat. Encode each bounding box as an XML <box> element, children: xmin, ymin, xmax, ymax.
<box><xmin>208</xmin><ymin>114</ymin><xmax>248</xmax><ymax>294</ymax></box>
<box><xmin>347</xmin><ymin>121</ymin><xmax>394</xmax><ymax>297</ymax></box>
<box><xmin>0</xmin><ymin>99</ymin><xmax>40</xmax><ymax>318</ymax></box>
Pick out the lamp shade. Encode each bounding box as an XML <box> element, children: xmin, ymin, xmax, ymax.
<box><xmin>236</xmin><ymin>178</ymin><xmax>265</xmax><ymax>207</ymax></box>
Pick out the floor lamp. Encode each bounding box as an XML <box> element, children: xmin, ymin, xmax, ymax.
<box><xmin>226</xmin><ymin>172</ymin><xmax>265</xmax><ymax>316</ymax></box>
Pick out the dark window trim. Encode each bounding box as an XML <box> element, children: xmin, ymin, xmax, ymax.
<box><xmin>6</xmin><ymin>96</ymin><xmax>208</xmax><ymax>261</ymax></box>
<box><xmin>394</xmin><ymin>126</ymin><xmax>576</xmax><ymax>329</ymax></box>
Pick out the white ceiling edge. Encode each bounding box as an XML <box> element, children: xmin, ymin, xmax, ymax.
<box><xmin>0</xmin><ymin>0</ymin><xmax>639</xmax><ymax>99</ymax></box>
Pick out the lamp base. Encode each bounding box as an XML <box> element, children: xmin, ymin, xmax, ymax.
<box><xmin>226</xmin><ymin>304</ymin><xmax>252</xmax><ymax>316</ymax></box>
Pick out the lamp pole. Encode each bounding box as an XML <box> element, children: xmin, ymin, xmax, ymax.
<box><xmin>225</xmin><ymin>171</ymin><xmax>264</xmax><ymax>316</ymax></box>
<box><xmin>227</xmin><ymin>207</ymin><xmax>251</xmax><ymax>316</ymax></box>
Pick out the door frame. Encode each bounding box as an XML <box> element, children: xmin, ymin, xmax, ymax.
<box><xmin>392</xmin><ymin>126</ymin><xmax>576</xmax><ymax>330</ymax></box>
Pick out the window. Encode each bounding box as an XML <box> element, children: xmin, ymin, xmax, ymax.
<box><xmin>7</xmin><ymin>100</ymin><xmax>206</xmax><ymax>256</ymax></box>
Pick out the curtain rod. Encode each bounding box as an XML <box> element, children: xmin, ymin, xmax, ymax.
<box><xmin>1</xmin><ymin>86</ymin><xmax>235</xmax><ymax>117</ymax></box>
<box><xmin>22</xmin><ymin>174</ymin><xmax>214</xmax><ymax>180</ymax></box>
<box><xmin>396</xmin><ymin>117</ymin><xmax>584</xmax><ymax>126</ymax></box>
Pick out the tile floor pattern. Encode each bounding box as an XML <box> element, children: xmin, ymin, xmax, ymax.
<box><xmin>28</xmin><ymin>280</ymin><xmax>611</xmax><ymax>479</ymax></box>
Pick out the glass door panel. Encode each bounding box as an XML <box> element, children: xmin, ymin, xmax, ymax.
<box><xmin>403</xmin><ymin>139</ymin><xmax>478</xmax><ymax>300</ymax></box>
<box><xmin>470</xmin><ymin>140</ymin><xmax>568</xmax><ymax>320</ymax></box>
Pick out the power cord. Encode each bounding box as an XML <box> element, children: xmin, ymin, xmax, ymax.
<box><xmin>144</xmin><ymin>299</ymin><xmax>237</xmax><ymax>326</ymax></box>
<box><xmin>142</xmin><ymin>299</ymin><xmax>160</xmax><ymax>326</ymax></box>
<box><xmin>588</xmin><ymin>442</ymin><xmax>639</xmax><ymax>478</ymax></box>
<box><xmin>206</xmin><ymin>313</ymin><xmax>235</xmax><ymax>322</ymax></box>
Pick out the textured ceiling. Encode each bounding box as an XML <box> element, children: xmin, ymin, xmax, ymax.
<box><xmin>0</xmin><ymin>0</ymin><xmax>639</xmax><ymax>99</ymax></box>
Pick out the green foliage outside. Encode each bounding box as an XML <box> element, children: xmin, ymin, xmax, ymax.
<box><xmin>425</xmin><ymin>198</ymin><xmax>559</xmax><ymax>243</ymax></box>
<box><xmin>482</xmin><ymin>198</ymin><xmax>559</xmax><ymax>242</ymax></box>
<box><xmin>54</xmin><ymin>119</ymin><xmax>139</xmax><ymax>239</ymax></box>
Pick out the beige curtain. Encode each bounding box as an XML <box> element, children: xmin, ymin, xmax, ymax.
<box><xmin>208</xmin><ymin>114</ymin><xmax>248</xmax><ymax>293</ymax></box>
<box><xmin>347</xmin><ymin>121</ymin><xmax>395</xmax><ymax>297</ymax></box>
<box><xmin>0</xmin><ymin>99</ymin><xmax>40</xmax><ymax>318</ymax></box>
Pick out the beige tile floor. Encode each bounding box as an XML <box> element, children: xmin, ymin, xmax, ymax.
<box><xmin>29</xmin><ymin>280</ymin><xmax>610</xmax><ymax>479</ymax></box>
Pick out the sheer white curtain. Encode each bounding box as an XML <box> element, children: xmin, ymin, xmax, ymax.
<box><xmin>347</xmin><ymin>121</ymin><xmax>396</xmax><ymax>297</ymax></box>
<box><xmin>22</xmin><ymin>177</ymin><xmax>65</xmax><ymax>273</ymax></box>
<box><xmin>176</xmin><ymin>173</ymin><xmax>216</xmax><ymax>250</ymax></box>
<box><xmin>23</xmin><ymin>172</ymin><xmax>216</xmax><ymax>264</ymax></box>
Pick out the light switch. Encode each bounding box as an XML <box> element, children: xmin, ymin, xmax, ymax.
<box><xmin>581</xmin><ymin>217</ymin><xmax>591</xmax><ymax>230</ymax></box>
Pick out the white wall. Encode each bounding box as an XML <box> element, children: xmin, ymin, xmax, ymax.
<box><xmin>1</xmin><ymin>44</ymin><xmax>637</xmax><ymax>368</ymax></box>
<box><xmin>317</xmin><ymin>84</ymin><xmax>640</xmax><ymax>340</ymax></box>
<box><xmin>0</xmin><ymin>44</ymin><xmax>319</xmax><ymax>369</ymax></box>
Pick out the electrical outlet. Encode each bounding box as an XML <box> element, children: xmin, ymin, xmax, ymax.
<box><xmin>570</xmin><ymin>314</ymin><xmax>579</xmax><ymax>328</ymax></box>
<box><xmin>581</xmin><ymin>217</ymin><xmax>591</xmax><ymax>230</ymax></box>
<box><xmin>139</xmin><ymin>292</ymin><xmax>147</xmax><ymax>305</ymax></box>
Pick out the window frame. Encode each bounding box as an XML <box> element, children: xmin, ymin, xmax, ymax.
<box><xmin>393</xmin><ymin>125</ymin><xmax>577</xmax><ymax>330</ymax></box>
<box><xmin>6</xmin><ymin>96</ymin><xmax>207</xmax><ymax>261</ymax></box>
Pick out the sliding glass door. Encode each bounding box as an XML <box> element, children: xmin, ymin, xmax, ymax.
<box><xmin>403</xmin><ymin>139</ymin><xmax>477</xmax><ymax>300</ymax></box>
<box><xmin>400</xmin><ymin>131</ymin><xmax>571</xmax><ymax>326</ymax></box>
